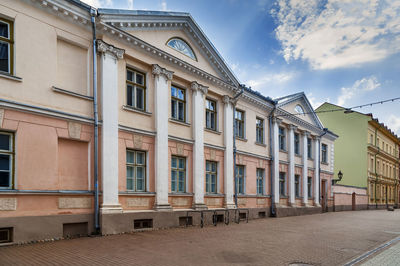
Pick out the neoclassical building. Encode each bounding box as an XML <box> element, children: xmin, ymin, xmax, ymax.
<box><xmin>0</xmin><ymin>0</ymin><xmax>337</xmax><ymax>243</ymax></box>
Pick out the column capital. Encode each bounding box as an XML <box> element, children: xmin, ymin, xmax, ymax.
<box><xmin>97</xmin><ymin>39</ymin><xmax>125</xmax><ymax>59</ymax></box>
<box><xmin>288</xmin><ymin>124</ymin><xmax>298</xmax><ymax>131</ymax></box>
<box><xmin>302</xmin><ymin>130</ymin><xmax>311</xmax><ymax>137</ymax></box>
<box><xmin>152</xmin><ymin>64</ymin><xmax>174</xmax><ymax>80</ymax></box>
<box><xmin>223</xmin><ymin>95</ymin><xmax>234</xmax><ymax>105</ymax></box>
<box><xmin>191</xmin><ymin>81</ymin><xmax>208</xmax><ymax>95</ymax></box>
<box><xmin>272</xmin><ymin>117</ymin><xmax>283</xmax><ymax>125</ymax></box>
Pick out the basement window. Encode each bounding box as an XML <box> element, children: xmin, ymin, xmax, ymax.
<box><xmin>134</xmin><ymin>219</ymin><xmax>153</xmax><ymax>229</ymax></box>
<box><xmin>0</xmin><ymin>227</ymin><xmax>13</xmax><ymax>243</ymax></box>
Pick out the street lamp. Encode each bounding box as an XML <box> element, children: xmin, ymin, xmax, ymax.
<box><xmin>332</xmin><ymin>170</ymin><xmax>343</xmax><ymax>185</ymax></box>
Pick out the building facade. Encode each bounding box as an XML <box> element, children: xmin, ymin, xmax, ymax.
<box><xmin>316</xmin><ymin>103</ymin><xmax>400</xmax><ymax>210</ymax></box>
<box><xmin>0</xmin><ymin>0</ymin><xmax>336</xmax><ymax>244</ymax></box>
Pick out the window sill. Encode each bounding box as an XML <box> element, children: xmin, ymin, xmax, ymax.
<box><xmin>235</xmin><ymin>137</ymin><xmax>247</xmax><ymax>142</ymax></box>
<box><xmin>169</xmin><ymin>118</ymin><xmax>191</xmax><ymax>127</ymax></box>
<box><xmin>119</xmin><ymin>191</ymin><xmax>155</xmax><ymax>196</ymax></box>
<box><xmin>52</xmin><ymin>86</ymin><xmax>94</xmax><ymax>101</ymax></box>
<box><xmin>255</xmin><ymin>142</ymin><xmax>266</xmax><ymax>147</ymax></box>
<box><xmin>169</xmin><ymin>192</ymin><xmax>193</xmax><ymax>196</ymax></box>
<box><xmin>205</xmin><ymin>193</ymin><xmax>224</xmax><ymax>197</ymax></box>
<box><xmin>0</xmin><ymin>72</ymin><xmax>22</xmax><ymax>82</ymax></box>
<box><xmin>123</xmin><ymin>105</ymin><xmax>152</xmax><ymax>116</ymax></box>
<box><xmin>204</xmin><ymin>128</ymin><xmax>221</xmax><ymax>135</ymax></box>
<box><xmin>280</xmin><ymin>196</ymin><xmax>288</xmax><ymax>199</ymax></box>
<box><xmin>295</xmin><ymin>154</ymin><xmax>302</xmax><ymax>158</ymax></box>
<box><xmin>279</xmin><ymin>149</ymin><xmax>288</xmax><ymax>153</ymax></box>
<box><xmin>321</xmin><ymin>162</ymin><xmax>329</xmax><ymax>165</ymax></box>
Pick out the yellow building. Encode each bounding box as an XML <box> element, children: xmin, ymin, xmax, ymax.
<box><xmin>367</xmin><ymin>118</ymin><xmax>400</xmax><ymax>207</ymax></box>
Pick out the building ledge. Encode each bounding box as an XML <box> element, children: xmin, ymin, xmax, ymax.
<box><xmin>122</xmin><ymin>105</ymin><xmax>152</xmax><ymax>116</ymax></box>
<box><xmin>0</xmin><ymin>72</ymin><xmax>22</xmax><ymax>82</ymax></box>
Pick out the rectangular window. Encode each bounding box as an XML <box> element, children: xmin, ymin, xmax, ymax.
<box><xmin>295</xmin><ymin>175</ymin><xmax>300</xmax><ymax>198</ymax></box>
<box><xmin>0</xmin><ymin>18</ymin><xmax>13</xmax><ymax>74</ymax></box>
<box><xmin>171</xmin><ymin>86</ymin><xmax>186</xmax><ymax>121</ymax></box>
<box><xmin>279</xmin><ymin>172</ymin><xmax>286</xmax><ymax>196</ymax></box>
<box><xmin>294</xmin><ymin>133</ymin><xmax>300</xmax><ymax>155</ymax></box>
<box><xmin>205</xmin><ymin>99</ymin><xmax>217</xmax><ymax>130</ymax></box>
<box><xmin>205</xmin><ymin>161</ymin><xmax>217</xmax><ymax>194</ymax></box>
<box><xmin>126</xmin><ymin>68</ymin><xmax>146</xmax><ymax>110</ymax></box>
<box><xmin>0</xmin><ymin>132</ymin><xmax>13</xmax><ymax>189</ymax></box>
<box><xmin>321</xmin><ymin>144</ymin><xmax>327</xmax><ymax>163</ymax></box>
<box><xmin>307</xmin><ymin>138</ymin><xmax>312</xmax><ymax>159</ymax></box>
<box><xmin>256</xmin><ymin>118</ymin><xmax>264</xmax><ymax>144</ymax></box>
<box><xmin>126</xmin><ymin>150</ymin><xmax>146</xmax><ymax>191</ymax></box>
<box><xmin>279</xmin><ymin>127</ymin><xmax>286</xmax><ymax>150</ymax></box>
<box><xmin>307</xmin><ymin>177</ymin><xmax>312</xmax><ymax>198</ymax></box>
<box><xmin>234</xmin><ymin>110</ymin><xmax>245</xmax><ymax>138</ymax></box>
<box><xmin>256</xmin><ymin>168</ymin><xmax>264</xmax><ymax>195</ymax></box>
<box><xmin>235</xmin><ymin>165</ymin><xmax>245</xmax><ymax>194</ymax></box>
<box><xmin>171</xmin><ymin>156</ymin><xmax>186</xmax><ymax>192</ymax></box>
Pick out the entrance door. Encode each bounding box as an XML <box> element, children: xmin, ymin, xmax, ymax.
<box><xmin>321</xmin><ymin>180</ymin><xmax>327</xmax><ymax>212</ymax></box>
<box><xmin>352</xmin><ymin>192</ymin><xmax>356</xmax><ymax>211</ymax></box>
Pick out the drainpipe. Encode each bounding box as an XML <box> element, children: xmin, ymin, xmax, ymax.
<box><xmin>232</xmin><ymin>85</ymin><xmax>244</xmax><ymax>208</ymax></box>
<box><xmin>90</xmin><ymin>8</ymin><xmax>100</xmax><ymax>233</ymax></box>
<box><xmin>268</xmin><ymin>104</ymin><xmax>277</xmax><ymax>216</ymax></box>
<box><xmin>318</xmin><ymin>128</ymin><xmax>328</xmax><ymax>209</ymax></box>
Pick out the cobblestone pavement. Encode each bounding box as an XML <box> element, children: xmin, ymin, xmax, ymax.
<box><xmin>360</xmin><ymin>239</ymin><xmax>400</xmax><ymax>266</ymax></box>
<box><xmin>1</xmin><ymin>210</ymin><xmax>400</xmax><ymax>266</ymax></box>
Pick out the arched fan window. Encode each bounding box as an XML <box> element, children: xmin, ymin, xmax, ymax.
<box><xmin>294</xmin><ymin>104</ymin><xmax>305</xmax><ymax>114</ymax></box>
<box><xmin>166</xmin><ymin>37</ymin><xmax>197</xmax><ymax>60</ymax></box>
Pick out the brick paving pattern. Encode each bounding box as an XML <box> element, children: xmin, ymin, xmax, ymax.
<box><xmin>361</xmin><ymin>240</ymin><xmax>400</xmax><ymax>266</ymax></box>
<box><xmin>1</xmin><ymin>210</ymin><xmax>400</xmax><ymax>266</ymax></box>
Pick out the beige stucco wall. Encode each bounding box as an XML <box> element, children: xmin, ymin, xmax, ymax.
<box><xmin>0</xmin><ymin>0</ymin><xmax>94</xmax><ymax>118</ymax></box>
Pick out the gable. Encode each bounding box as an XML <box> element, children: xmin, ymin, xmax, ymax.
<box><xmin>97</xmin><ymin>9</ymin><xmax>239</xmax><ymax>86</ymax></box>
<box><xmin>124</xmin><ymin>28</ymin><xmax>222</xmax><ymax>78</ymax></box>
<box><xmin>278</xmin><ymin>95</ymin><xmax>323</xmax><ymax>129</ymax></box>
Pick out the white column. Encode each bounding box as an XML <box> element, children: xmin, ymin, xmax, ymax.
<box><xmin>152</xmin><ymin>64</ymin><xmax>174</xmax><ymax>211</ymax></box>
<box><xmin>302</xmin><ymin>131</ymin><xmax>310</xmax><ymax>206</ymax></box>
<box><xmin>97</xmin><ymin>40</ymin><xmax>124</xmax><ymax>213</ymax></box>
<box><xmin>288</xmin><ymin>125</ymin><xmax>297</xmax><ymax>206</ymax></box>
<box><xmin>223</xmin><ymin>95</ymin><xmax>235</xmax><ymax>209</ymax></box>
<box><xmin>191</xmin><ymin>81</ymin><xmax>208</xmax><ymax>210</ymax></box>
<box><xmin>272</xmin><ymin>117</ymin><xmax>282</xmax><ymax>205</ymax></box>
<box><xmin>314</xmin><ymin>137</ymin><xmax>320</xmax><ymax>206</ymax></box>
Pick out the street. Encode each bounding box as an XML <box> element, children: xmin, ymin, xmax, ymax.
<box><xmin>1</xmin><ymin>210</ymin><xmax>400</xmax><ymax>265</ymax></box>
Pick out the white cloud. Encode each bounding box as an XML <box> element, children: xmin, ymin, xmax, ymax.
<box><xmin>272</xmin><ymin>0</ymin><xmax>400</xmax><ymax>70</ymax></box>
<box><xmin>337</xmin><ymin>76</ymin><xmax>380</xmax><ymax>106</ymax></box>
<box><xmin>80</xmin><ymin>0</ymin><xmax>113</xmax><ymax>8</ymax></box>
<box><xmin>160</xmin><ymin>0</ymin><xmax>167</xmax><ymax>11</ymax></box>
<box><xmin>127</xmin><ymin>0</ymin><xmax>133</xmax><ymax>10</ymax></box>
<box><xmin>387</xmin><ymin>115</ymin><xmax>400</xmax><ymax>135</ymax></box>
<box><xmin>246</xmin><ymin>72</ymin><xmax>295</xmax><ymax>90</ymax></box>
<box><xmin>307</xmin><ymin>93</ymin><xmax>330</xmax><ymax>109</ymax></box>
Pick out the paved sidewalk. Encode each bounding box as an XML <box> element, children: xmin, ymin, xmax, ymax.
<box><xmin>1</xmin><ymin>210</ymin><xmax>400</xmax><ymax>265</ymax></box>
<box><xmin>361</xmin><ymin>240</ymin><xmax>400</xmax><ymax>266</ymax></box>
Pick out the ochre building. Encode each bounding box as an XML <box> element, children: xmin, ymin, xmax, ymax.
<box><xmin>0</xmin><ymin>0</ymin><xmax>337</xmax><ymax>243</ymax></box>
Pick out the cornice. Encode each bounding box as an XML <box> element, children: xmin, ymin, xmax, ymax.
<box><xmin>30</xmin><ymin>0</ymin><xmax>91</xmax><ymax>27</ymax></box>
<box><xmin>275</xmin><ymin>108</ymin><xmax>324</xmax><ymax>135</ymax></box>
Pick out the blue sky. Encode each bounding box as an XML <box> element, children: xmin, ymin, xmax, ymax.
<box><xmin>83</xmin><ymin>0</ymin><xmax>400</xmax><ymax>135</ymax></box>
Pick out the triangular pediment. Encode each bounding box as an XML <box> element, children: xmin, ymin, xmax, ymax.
<box><xmin>97</xmin><ymin>9</ymin><xmax>239</xmax><ymax>85</ymax></box>
<box><xmin>276</xmin><ymin>93</ymin><xmax>324</xmax><ymax>129</ymax></box>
